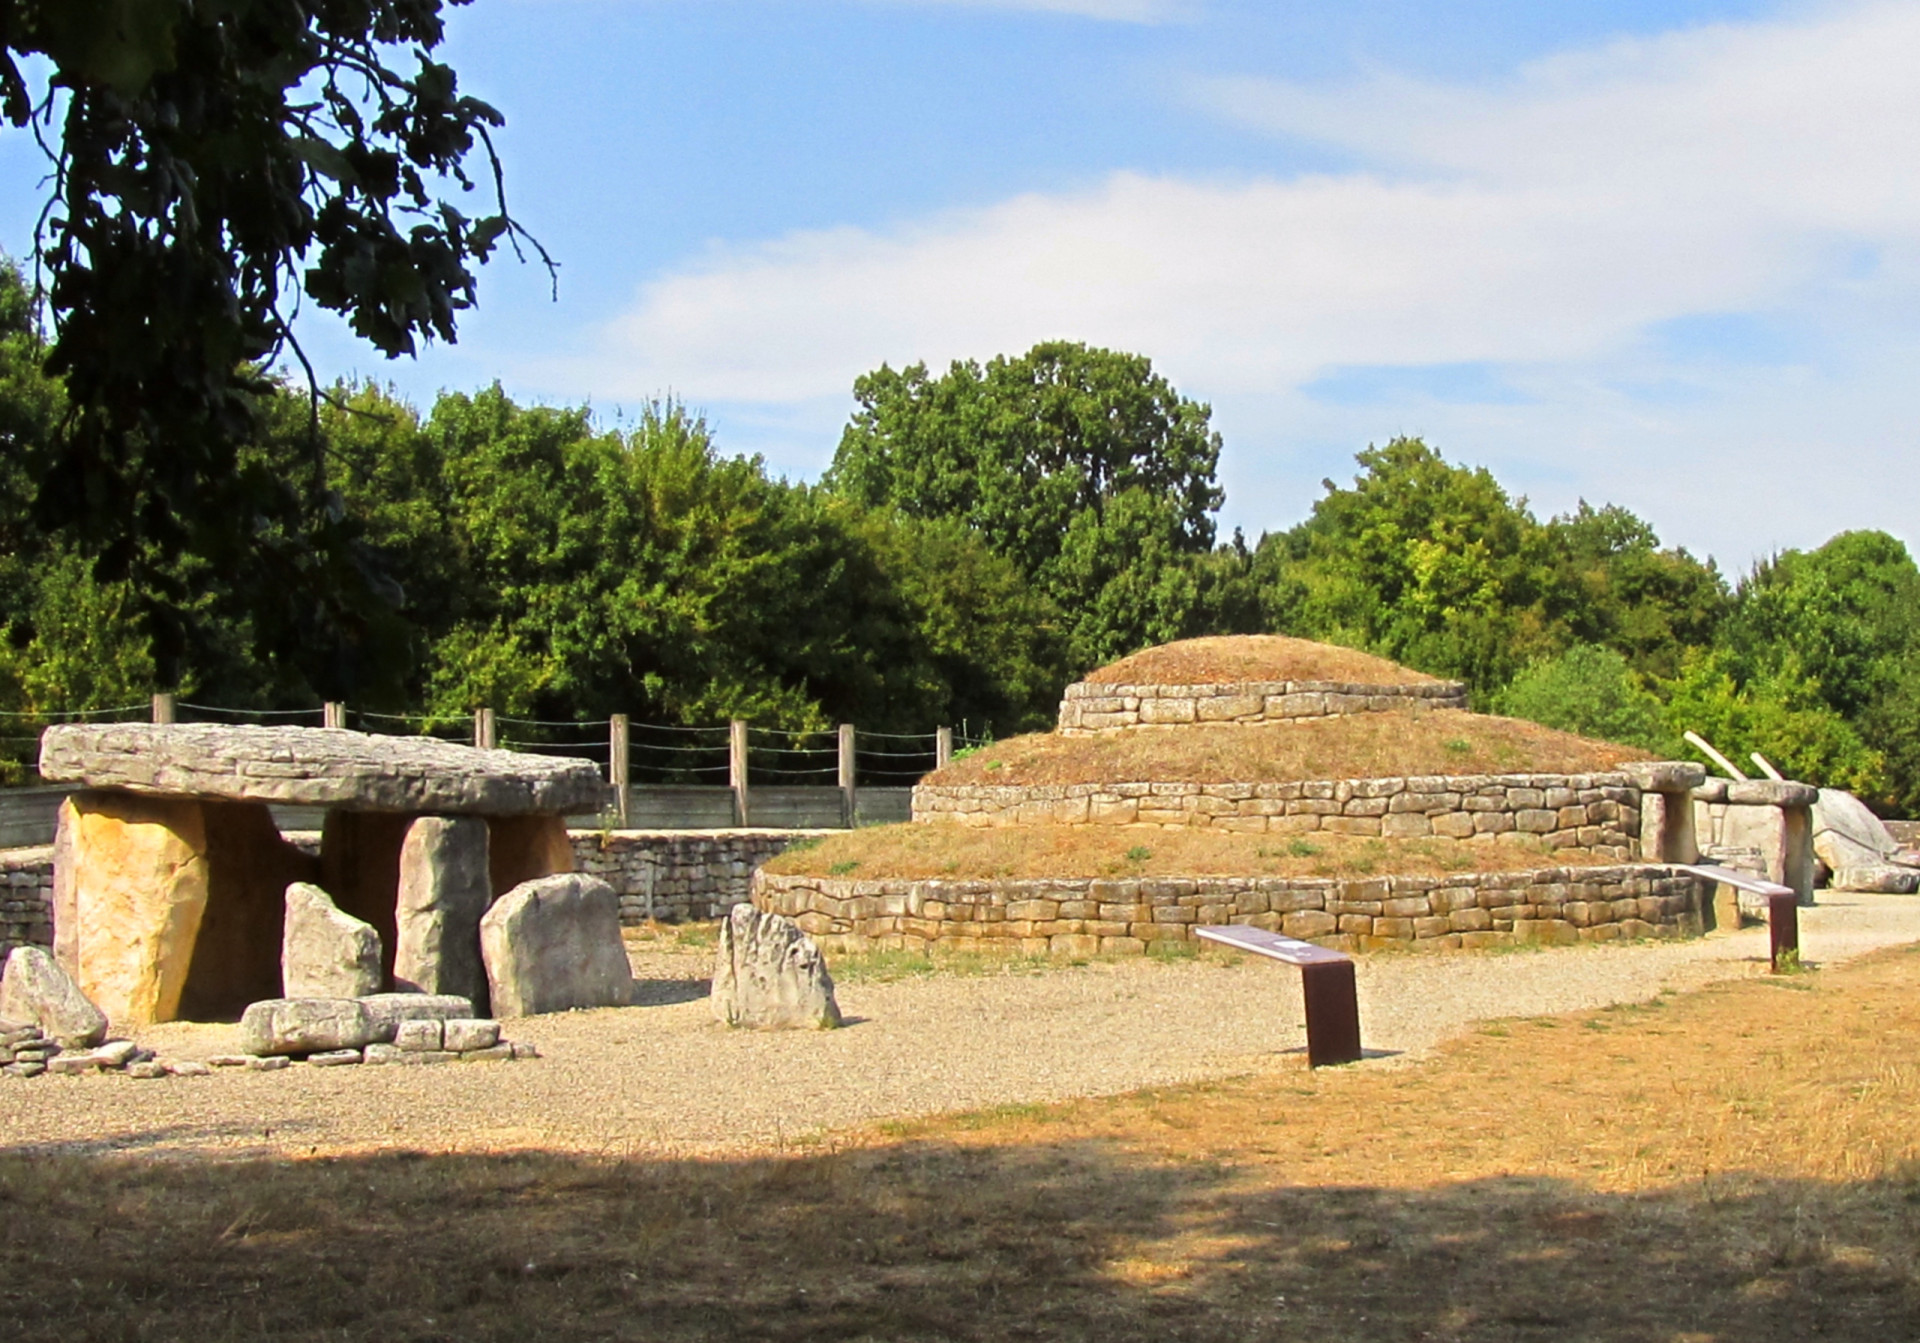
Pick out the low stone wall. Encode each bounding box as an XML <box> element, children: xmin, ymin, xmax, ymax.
<box><xmin>755</xmin><ymin>864</ymin><xmax>1706</xmax><ymax>955</ymax></box>
<box><xmin>1057</xmin><ymin>677</ymin><xmax>1466</xmax><ymax>733</ymax></box>
<box><xmin>914</xmin><ymin>773</ymin><xmax>1641</xmax><ymax>859</ymax></box>
<box><xmin>1</xmin><ymin>845</ymin><xmax>53</xmax><ymax>963</ymax></box>
<box><xmin>570</xmin><ymin>830</ymin><xmax>818</xmax><ymax>925</ymax></box>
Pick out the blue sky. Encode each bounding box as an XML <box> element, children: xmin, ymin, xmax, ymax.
<box><xmin>2</xmin><ymin>0</ymin><xmax>1914</xmax><ymax>570</ymax></box>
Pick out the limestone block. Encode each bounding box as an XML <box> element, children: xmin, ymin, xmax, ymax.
<box><xmin>394</xmin><ymin>816</ymin><xmax>491</xmax><ymax>1005</ymax></box>
<box><xmin>480</xmin><ymin>873</ymin><xmax>631</xmax><ymax>1017</ymax></box>
<box><xmin>40</xmin><ymin>723</ymin><xmax>606</xmax><ymax>815</ymax></box>
<box><xmin>442</xmin><ymin>1018</ymin><xmax>501</xmax><ymax>1052</ymax></box>
<box><xmin>282</xmin><ymin>883</ymin><xmax>382</xmax><ymax>999</ymax></box>
<box><xmin>394</xmin><ymin>1018</ymin><xmax>443</xmax><ymax>1051</ymax></box>
<box><xmin>237</xmin><ymin>997</ymin><xmax>375</xmax><ymax>1056</ymax></box>
<box><xmin>0</xmin><ymin>946</ymin><xmax>108</xmax><ymax>1047</ymax></box>
<box><xmin>711</xmin><ymin>904</ymin><xmax>842</xmax><ymax>1029</ymax></box>
<box><xmin>1812</xmin><ymin>788</ymin><xmax>1920</xmax><ymax>892</ymax></box>
<box><xmin>359</xmin><ymin>992</ymin><xmax>477</xmax><ymax>1042</ymax></box>
<box><xmin>59</xmin><ymin>791</ymin><xmax>209</xmax><ymax>1029</ymax></box>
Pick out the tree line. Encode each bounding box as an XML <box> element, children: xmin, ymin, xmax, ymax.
<box><xmin>3</xmin><ymin>260</ymin><xmax>1916</xmax><ymax>810</ymax></box>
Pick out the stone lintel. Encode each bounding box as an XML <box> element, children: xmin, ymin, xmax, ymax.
<box><xmin>40</xmin><ymin>724</ymin><xmax>607</xmax><ymax>816</ymax></box>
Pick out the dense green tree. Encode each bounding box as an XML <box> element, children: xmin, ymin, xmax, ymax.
<box><xmin>1492</xmin><ymin>644</ymin><xmax>1670</xmax><ymax>752</ymax></box>
<box><xmin>826</xmin><ymin>340</ymin><xmax>1224</xmax><ymax>672</ymax></box>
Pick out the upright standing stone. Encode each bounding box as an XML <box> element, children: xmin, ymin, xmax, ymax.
<box><xmin>711</xmin><ymin>905</ymin><xmax>842</xmax><ymax>1030</ymax></box>
<box><xmin>479</xmin><ymin>873</ymin><xmax>630</xmax><ymax>1017</ymax></box>
<box><xmin>0</xmin><ymin>945</ymin><xmax>109</xmax><ymax>1047</ymax></box>
<box><xmin>57</xmin><ymin>791</ymin><xmax>209</xmax><ymax>1028</ymax></box>
<box><xmin>394</xmin><ymin>816</ymin><xmax>491</xmax><ymax>1006</ymax></box>
<box><xmin>282</xmin><ymin>883</ymin><xmax>383</xmax><ymax>999</ymax></box>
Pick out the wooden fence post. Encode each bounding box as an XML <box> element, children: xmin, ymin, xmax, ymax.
<box><xmin>610</xmin><ymin>713</ymin><xmax>630</xmax><ymax>827</ymax></box>
<box><xmin>936</xmin><ymin>726</ymin><xmax>953</xmax><ymax>771</ymax></box>
<box><xmin>151</xmin><ymin>694</ymin><xmax>176</xmax><ymax>725</ymax></box>
<box><xmin>729</xmin><ymin>719</ymin><xmax>749</xmax><ymax>827</ymax></box>
<box><xmin>475</xmin><ymin>708</ymin><xmax>497</xmax><ymax>751</ymax></box>
<box><xmin>323</xmin><ymin>702</ymin><xmax>346</xmax><ymax>729</ymax></box>
<box><xmin>839</xmin><ymin>723</ymin><xmax>857</xmax><ymax>828</ymax></box>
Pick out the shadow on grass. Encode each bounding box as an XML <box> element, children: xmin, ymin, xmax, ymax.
<box><xmin>1</xmin><ymin>1137</ymin><xmax>1914</xmax><ymax>1342</ymax></box>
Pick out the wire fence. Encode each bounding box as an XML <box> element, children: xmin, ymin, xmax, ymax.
<box><xmin>0</xmin><ymin>696</ymin><xmax>979</xmax><ymax>799</ymax></box>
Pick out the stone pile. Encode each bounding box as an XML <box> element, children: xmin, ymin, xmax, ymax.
<box><xmin>0</xmin><ymin>1019</ymin><xmax>212</xmax><ymax>1080</ymax></box>
<box><xmin>208</xmin><ymin>991</ymin><xmax>537</xmax><ymax>1068</ymax></box>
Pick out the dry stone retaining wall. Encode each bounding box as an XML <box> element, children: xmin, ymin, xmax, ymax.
<box><xmin>1057</xmin><ymin>678</ymin><xmax>1466</xmax><ymax>733</ymax></box>
<box><xmin>570</xmin><ymin>830</ymin><xmax>815</xmax><ymax>924</ymax></box>
<box><xmin>914</xmin><ymin>773</ymin><xmax>1641</xmax><ymax>859</ymax></box>
<box><xmin>1</xmin><ymin>846</ymin><xmax>53</xmax><ymax>965</ymax></box>
<box><xmin>756</xmin><ymin>864</ymin><xmax>1705</xmax><ymax>955</ymax></box>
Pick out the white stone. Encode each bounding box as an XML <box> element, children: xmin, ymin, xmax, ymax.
<box><xmin>0</xmin><ymin>946</ymin><xmax>109</xmax><ymax>1048</ymax></box>
<box><xmin>480</xmin><ymin>873</ymin><xmax>632</xmax><ymax>1017</ymax></box>
<box><xmin>282</xmin><ymin>883</ymin><xmax>383</xmax><ymax>999</ymax></box>
<box><xmin>358</xmin><ymin>993</ymin><xmax>475</xmax><ymax>1042</ymax></box>
<box><xmin>442</xmin><ymin>1018</ymin><xmax>500</xmax><ymax>1052</ymax></box>
<box><xmin>393</xmin><ymin>1018</ymin><xmax>443</xmax><ymax>1052</ymax></box>
<box><xmin>711</xmin><ymin>905</ymin><xmax>843</xmax><ymax>1030</ymax></box>
<box><xmin>236</xmin><ymin>998</ymin><xmax>374</xmax><ymax>1056</ymax></box>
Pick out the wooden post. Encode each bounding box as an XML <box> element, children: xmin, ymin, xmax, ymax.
<box><xmin>838</xmin><ymin>723</ymin><xmax>857</xmax><ymax>829</ymax></box>
<box><xmin>610</xmin><ymin>713</ymin><xmax>631</xmax><ymax>827</ymax></box>
<box><xmin>323</xmin><ymin>702</ymin><xmax>346</xmax><ymax>729</ymax></box>
<box><xmin>151</xmin><ymin>693</ymin><xmax>176</xmax><ymax>725</ymax></box>
<box><xmin>729</xmin><ymin>719</ymin><xmax>749</xmax><ymax>828</ymax></box>
<box><xmin>475</xmin><ymin>708</ymin><xmax>497</xmax><ymax>751</ymax></box>
<box><xmin>936</xmin><ymin>726</ymin><xmax>953</xmax><ymax>771</ymax></box>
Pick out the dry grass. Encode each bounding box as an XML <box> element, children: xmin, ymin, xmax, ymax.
<box><xmin>936</xmin><ymin>707</ymin><xmax>1651</xmax><ymax>787</ymax></box>
<box><xmin>5</xmin><ymin>944</ymin><xmax>1919</xmax><ymax>1340</ymax></box>
<box><xmin>764</xmin><ymin>822</ymin><xmax>1606</xmax><ymax>882</ymax></box>
<box><xmin>1084</xmin><ymin>635</ymin><xmax>1441</xmax><ymax>686</ymax></box>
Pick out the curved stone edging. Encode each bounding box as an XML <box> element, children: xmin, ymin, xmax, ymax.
<box><xmin>755</xmin><ymin>863</ymin><xmax>1707</xmax><ymax>955</ymax></box>
<box><xmin>1057</xmin><ymin>677</ymin><xmax>1466</xmax><ymax>733</ymax></box>
<box><xmin>913</xmin><ymin>771</ymin><xmax>1641</xmax><ymax>859</ymax></box>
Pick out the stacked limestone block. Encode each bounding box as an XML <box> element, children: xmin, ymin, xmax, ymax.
<box><xmin>574</xmin><ymin>831</ymin><xmax>812</xmax><ymax>924</ymax></box>
<box><xmin>38</xmin><ymin>724</ymin><xmax>606</xmax><ymax>1025</ymax></box>
<box><xmin>762</xmin><ymin>638</ymin><xmax>1729</xmax><ymax>955</ymax></box>
<box><xmin>759</xmin><ymin>865</ymin><xmax>1705</xmax><ymax>956</ymax></box>
<box><xmin>1058</xmin><ymin>677</ymin><xmax>1466</xmax><ymax>734</ymax></box>
<box><xmin>1</xmin><ymin>846</ymin><xmax>53</xmax><ymax>959</ymax></box>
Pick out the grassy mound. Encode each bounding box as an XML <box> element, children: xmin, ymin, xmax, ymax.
<box><xmin>931</xmin><ymin>708</ymin><xmax>1650</xmax><ymax>787</ymax></box>
<box><xmin>764</xmin><ymin>824</ymin><xmax>1614</xmax><ymax>883</ymax></box>
<box><xmin>1083</xmin><ymin>635</ymin><xmax>1441</xmax><ymax>687</ymax></box>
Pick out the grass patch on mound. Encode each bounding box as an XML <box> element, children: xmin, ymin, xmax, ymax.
<box><xmin>1084</xmin><ymin>635</ymin><xmax>1441</xmax><ymax>686</ymax></box>
<box><xmin>934</xmin><ymin>707</ymin><xmax>1650</xmax><ymax>787</ymax></box>
<box><xmin>762</xmin><ymin>823</ymin><xmax>1609</xmax><ymax>882</ymax></box>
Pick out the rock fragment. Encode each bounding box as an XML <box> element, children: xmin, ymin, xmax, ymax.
<box><xmin>711</xmin><ymin>905</ymin><xmax>843</xmax><ymax>1030</ymax></box>
<box><xmin>0</xmin><ymin>946</ymin><xmax>109</xmax><ymax>1047</ymax></box>
<box><xmin>237</xmin><ymin>998</ymin><xmax>375</xmax><ymax>1056</ymax></box>
<box><xmin>480</xmin><ymin>873</ymin><xmax>631</xmax><ymax>1017</ymax></box>
<box><xmin>282</xmin><ymin>883</ymin><xmax>384</xmax><ymax>999</ymax></box>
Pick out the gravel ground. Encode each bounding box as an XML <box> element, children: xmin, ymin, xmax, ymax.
<box><xmin>3</xmin><ymin>894</ymin><xmax>1915</xmax><ymax>1161</ymax></box>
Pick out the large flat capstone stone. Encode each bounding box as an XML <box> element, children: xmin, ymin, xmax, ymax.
<box><xmin>39</xmin><ymin>724</ymin><xmax>607</xmax><ymax>816</ymax></box>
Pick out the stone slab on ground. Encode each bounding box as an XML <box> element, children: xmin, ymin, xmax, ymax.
<box><xmin>359</xmin><ymin>993</ymin><xmax>475</xmax><ymax>1042</ymax></box>
<box><xmin>39</xmin><ymin>723</ymin><xmax>607</xmax><ymax>816</ymax></box>
<box><xmin>237</xmin><ymin>998</ymin><xmax>374</xmax><ymax>1056</ymax></box>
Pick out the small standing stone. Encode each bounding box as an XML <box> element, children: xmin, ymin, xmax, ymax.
<box><xmin>710</xmin><ymin>905</ymin><xmax>843</xmax><ymax>1030</ymax></box>
<box><xmin>479</xmin><ymin>873</ymin><xmax>632</xmax><ymax>1017</ymax></box>
<box><xmin>0</xmin><ymin>946</ymin><xmax>109</xmax><ymax>1048</ymax></box>
<box><xmin>282</xmin><ymin>883</ymin><xmax>384</xmax><ymax>999</ymax></box>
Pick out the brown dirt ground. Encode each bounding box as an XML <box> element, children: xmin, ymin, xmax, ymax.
<box><xmin>1083</xmin><ymin>634</ymin><xmax>1441</xmax><ymax>686</ymax></box>
<box><xmin>764</xmin><ymin>823</ymin><xmax>1611</xmax><ymax>882</ymax></box>
<box><xmin>3</xmin><ymin>942</ymin><xmax>1917</xmax><ymax>1341</ymax></box>
<box><xmin>933</xmin><ymin>707</ymin><xmax>1652</xmax><ymax>787</ymax></box>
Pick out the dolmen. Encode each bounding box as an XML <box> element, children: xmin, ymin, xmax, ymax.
<box><xmin>37</xmin><ymin>723</ymin><xmax>617</xmax><ymax>1027</ymax></box>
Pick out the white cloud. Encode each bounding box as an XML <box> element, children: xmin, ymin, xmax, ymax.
<box><xmin>550</xmin><ymin>0</ymin><xmax>1920</xmax><ymax>562</ymax></box>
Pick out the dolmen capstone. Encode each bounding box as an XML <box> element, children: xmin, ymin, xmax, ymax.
<box><xmin>38</xmin><ymin>723</ymin><xmax>609</xmax><ymax>1027</ymax></box>
<box><xmin>711</xmin><ymin>904</ymin><xmax>842</xmax><ymax>1030</ymax></box>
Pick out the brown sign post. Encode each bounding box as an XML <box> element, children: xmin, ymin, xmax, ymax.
<box><xmin>1194</xmin><ymin>924</ymin><xmax>1363</xmax><ymax>1066</ymax></box>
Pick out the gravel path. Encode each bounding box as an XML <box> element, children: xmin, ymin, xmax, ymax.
<box><xmin>4</xmin><ymin>894</ymin><xmax>1916</xmax><ymax>1160</ymax></box>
